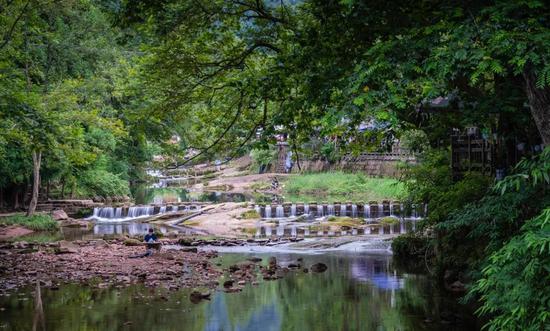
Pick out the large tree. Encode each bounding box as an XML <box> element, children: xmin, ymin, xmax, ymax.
<box><xmin>125</xmin><ymin>0</ymin><xmax>549</xmax><ymax>158</ymax></box>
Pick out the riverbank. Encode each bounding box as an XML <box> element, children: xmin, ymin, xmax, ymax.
<box><xmin>0</xmin><ymin>240</ymin><xmax>222</xmax><ymax>295</ymax></box>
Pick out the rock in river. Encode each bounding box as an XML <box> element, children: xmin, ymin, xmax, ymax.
<box><xmin>310</xmin><ymin>263</ymin><xmax>328</xmax><ymax>273</ymax></box>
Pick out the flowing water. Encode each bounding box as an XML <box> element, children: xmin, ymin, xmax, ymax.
<box><xmin>0</xmin><ymin>251</ymin><xmax>480</xmax><ymax>331</ymax></box>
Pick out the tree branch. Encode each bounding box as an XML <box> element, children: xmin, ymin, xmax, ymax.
<box><xmin>0</xmin><ymin>0</ymin><xmax>30</xmax><ymax>51</ymax></box>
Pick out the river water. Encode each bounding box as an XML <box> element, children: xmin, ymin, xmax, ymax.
<box><xmin>0</xmin><ymin>251</ymin><xmax>480</xmax><ymax>330</ymax></box>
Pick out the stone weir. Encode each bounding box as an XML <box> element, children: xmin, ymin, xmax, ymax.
<box><xmin>36</xmin><ymin>199</ymin><xmax>103</xmax><ymax>216</ymax></box>
<box><xmin>254</xmin><ymin>202</ymin><xmax>426</xmax><ymax>219</ymax></box>
<box><xmin>91</xmin><ymin>202</ymin><xmax>207</xmax><ymax>220</ymax></box>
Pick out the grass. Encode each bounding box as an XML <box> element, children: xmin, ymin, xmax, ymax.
<box><xmin>0</xmin><ymin>214</ymin><xmax>59</xmax><ymax>231</ymax></box>
<box><xmin>325</xmin><ymin>216</ymin><xmax>365</xmax><ymax>227</ymax></box>
<box><xmin>282</xmin><ymin>172</ymin><xmax>405</xmax><ymax>202</ymax></box>
<box><xmin>240</xmin><ymin>210</ymin><xmax>260</xmax><ymax>219</ymax></box>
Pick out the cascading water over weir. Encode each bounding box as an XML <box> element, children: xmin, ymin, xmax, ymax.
<box><xmin>90</xmin><ymin>204</ymin><xmax>202</xmax><ymax>221</ymax></box>
<box><xmin>255</xmin><ymin>202</ymin><xmax>426</xmax><ymax>220</ymax></box>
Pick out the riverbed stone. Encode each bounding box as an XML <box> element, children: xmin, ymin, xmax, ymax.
<box><xmin>310</xmin><ymin>263</ymin><xmax>328</xmax><ymax>273</ymax></box>
<box><xmin>52</xmin><ymin>209</ymin><xmax>69</xmax><ymax>221</ymax></box>
<box><xmin>124</xmin><ymin>238</ymin><xmax>142</xmax><ymax>246</ymax></box>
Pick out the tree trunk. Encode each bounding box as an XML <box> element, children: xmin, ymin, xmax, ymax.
<box><xmin>26</xmin><ymin>150</ymin><xmax>41</xmax><ymax>217</ymax></box>
<box><xmin>523</xmin><ymin>68</ymin><xmax>550</xmax><ymax>147</ymax></box>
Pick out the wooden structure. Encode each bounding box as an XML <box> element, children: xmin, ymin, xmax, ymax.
<box><xmin>451</xmin><ymin>129</ymin><xmax>494</xmax><ymax>179</ymax></box>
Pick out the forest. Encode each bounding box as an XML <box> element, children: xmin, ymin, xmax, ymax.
<box><xmin>1</xmin><ymin>1</ymin><xmax>549</xmax><ymax>330</ymax></box>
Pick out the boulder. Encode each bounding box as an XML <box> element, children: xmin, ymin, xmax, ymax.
<box><xmin>124</xmin><ymin>238</ymin><xmax>143</xmax><ymax>246</ymax></box>
<box><xmin>310</xmin><ymin>263</ymin><xmax>328</xmax><ymax>273</ymax></box>
<box><xmin>247</xmin><ymin>257</ymin><xmax>262</xmax><ymax>263</ymax></box>
<box><xmin>52</xmin><ymin>209</ymin><xmax>69</xmax><ymax>221</ymax></box>
<box><xmin>189</xmin><ymin>291</ymin><xmax>211</xmax><ymax>303</ymax></box>
<box><xmin>54</xmin><ymin>240</ymin><xmax>78</xmax><ymax>254</ymax></box>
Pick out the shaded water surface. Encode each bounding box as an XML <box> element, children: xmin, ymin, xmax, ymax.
<box><xmin>0</xmin><ymin>252</ymin><xmax>480</xmax><ymax>331</ymax></box>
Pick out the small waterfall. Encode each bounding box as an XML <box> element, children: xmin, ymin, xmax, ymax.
<box><xmin>365</xmin><ymin>227</ymin><xmax>371</xmax><ymax>234</ymax></box>
<box><xmin>114</xmin><ymin>207</ymin><xmax>122</xmax><ymax>218</ymax></box>
<box><xmin>304</xmin><ymin>228</ymin><xmax>310</xmax><ymax>236</ymax></box>
<box><xmin>400</xmin><ymin>204</ymin><xmax>405</xmax><ymax>217</ymax></box>
<box><xmin>290</xmin><ymin>204</ymin><xmax>296</xmax><ymax>217</ymax></box>
<box><xmin>424</xmin><ymin>204</ymin><xmax>428</xmax><ymax>217</ymax></box>
<box><xmin>327</xmin><ymin>204</ymin><xmax>335</xmax><ymax>216</ymax></box>
<box><xmin>412</xmin><ymin>204</ymin><xmax>419</xmax><ymax>219</ymax></box>
<box><xmin>159</xmin><ymin>206</ymin><xmax>167</xmax><ymax>214</ymax></box>
<box><xmin>317</xmin><ymin>229</ymin><xmax>324</xmax><ymax>236</ymax></box>
<box><xmin>255</xmin><ymin>227</ymin><xmax>261</xmax><ymax>237</ymax></box>
<box><xmin>171</xmin><ymin>205</ymin><xmax>178</xmax><ymax>212</ymax></box>
<box><xmin>340</xmin><ymin>204</ymin><xmax>347</xmax><ymax>217</ymax></box>
<box><xmin>275</xmin><ymin>205</ymin><xmax>285</xmax><ymax>218</ymax></box>
<box><xmin>304</xmin><ymin>204</ymin><xmax>309</xmax><ymax>215</ymax></box>
<box><xmin>390</xmin><ymin>224</ymin><xmax>394</xmax><ymax>234</ymax></box>
<box><xmin>351</xmin><ymin>229</ymin><xmax>358</xmax><ymax>235</ymax></box>
<box><xmin>290</xmin><ymin>226</ymin><xmax>297</xmax><ymax>237</ymax></box>
<box><xmin>412</xmin><ymin>219</ymin><xmax>416</xmax><ymax>231</ymax></box>
<box><xmin>276</xmin><ymin>225</ymin><xmax>284</xmax><ymax>236</ymax></box>
<box><xmin>127</xmin><ymin>206</ymin><xmax>154</xmax><ymax>218</ymax></box>
<box><xmin>400</xmin><ymin>221</ymin><xmax>406</xmax><ymax>234</ymax></box>
<box><xmin>265</xmin><ymin>226</ymin><xmax>272</xmax><ymax>236</ymax></box>
<box><xmin>254</xmin><ymin>205</ymin><xmax>261</xmax><ymax>216</ymax></box>
<box><xmin>351</xmin><ymin>204</ymin><xmax>357</xmax><ymax>218</ymax></box>
<box><xmin>378</xmin><ymin>204</ymin><xmax>385</xmax><ymax>217</ymax></box>
<box><xmin>265</xmin><ymin>205</ymin><xmax>272</xmax><ymax>218</ymax></box>
<box><xmin>379</xmin><ymin>225</ymin><xmax>384</xmax><ymax>235</ymax></box>
<box><xmin>389</xmin><ymin>204</ymin><xmax>394</xmax><ymax>216</ymax></box>
<box><xmin>317</xmin><ymin>205</ymin><xmax>324</xmax><ymax>217</ymax></box>
<box><xmin>364</xmin><ymin>204</ymin><xmax>371</xmax><ymax>218</ymax></box>
<box><xmin>94</xmin><ymin>207</ymin><xmax>114</xmax><ymax>218</ymax></box>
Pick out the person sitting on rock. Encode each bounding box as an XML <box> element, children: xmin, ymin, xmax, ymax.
<box><xmin>144</xmin><ymin>228</ymin><xmax>158</xmax><ymax>255</ymax></box>
<box><xmin>129</xmin><ymin>228</ymin><xmax>159</xmax><ymax>258</ymax></box>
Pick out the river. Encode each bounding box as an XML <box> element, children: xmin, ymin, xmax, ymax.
<box><xmin>0</xmin><ymin>250</ymin><xmax>480</xmax><ymax>330</ymax></box>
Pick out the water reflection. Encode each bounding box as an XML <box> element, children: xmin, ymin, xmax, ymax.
<box><xmin>0</xmin><ymin>253</ymin><xmax>480</xmax><ymax>331</ymax></box>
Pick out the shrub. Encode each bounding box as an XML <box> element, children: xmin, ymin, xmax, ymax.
<box><xmin>391</xmin><ymin>233</ymin><xmax>430</xmax><ymax>259</ymax></box>
<box><xmin>0</xmin><ymin>214</ymin><xmax>58</xmax><ymax>231</ymax></box>
<box><xmin>472</xmin><ymin>208</ymin><xmax>550</xmax><ymax>331</ymax></box>
<box><xmin>240</xmin><ymin>210</ymin><xmax>260</xmax><ymax>219</ymax></box>
<box><xmin>399</xmin><ymin>129</ymin><xmax>430</xmax><ymax>154</ymax></box>
<box><xmin>77</xmin><ymin>169</ymin><xmax>130</xmax><ymax>198</ymax></box>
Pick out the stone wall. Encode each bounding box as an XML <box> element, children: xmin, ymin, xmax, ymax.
<box><xmin>293</xmin><ymin>153</ymin><xmax>417</xmax><ymax>177</ymax></box>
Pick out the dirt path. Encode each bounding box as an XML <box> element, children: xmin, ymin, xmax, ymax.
<box><xmin>196</xmin><ymin>173</ymin><xmax>289</xmax><ymax>193</ymax></box>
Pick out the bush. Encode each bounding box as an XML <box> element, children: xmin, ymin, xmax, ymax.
<box><xmin>0</xmin><ymin>214</ymin><xmax>58</xmax><ymax>231</ymax></box>
<box><xmin>399</xmin><ymin>129</ymin><xmax>430</xmax><ymax>154</ymax></box>
<box><xmin>472</xmin><ymin>208</ymin><xmax>550</xmax><ymax>331</ymax></box>
<box><xmin>249</xmin><ymin>147</ymin><xmax>276</xmax><ymax>168</ymax></box>
<box><xmin>391</xmin><ymin>233</ymin><xmax>430</xmax><ymax>259</ymax></box>
<box><xmin>240</xmin><ymin>210</ymin><xmax>260</xmax><ymax>219</ymax></box>
<box><xmin>77</xmin><ymin>169</ymin><xmax>130</xmax><ymax>198</ymax></box>
<box><xmin>402</xmin><ymin>149</ymin><xmax>491</xmax><ymax>224</ymax></box>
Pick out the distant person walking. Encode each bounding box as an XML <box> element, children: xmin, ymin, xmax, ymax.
<box><xmin>285</xmin><ymin>151</ymin><xmax>293</xmax><ymax>173</ymax></box>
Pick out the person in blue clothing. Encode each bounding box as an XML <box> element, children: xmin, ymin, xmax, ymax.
<box><xmin>143</xmin><ymin>228</ymin><xmax>158</xmax><ymax>254</ymax></box>
<box><xmin>130</xmin><ymin>228</ymin><xmax>158</xmax><ymax>258</ymax></box>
